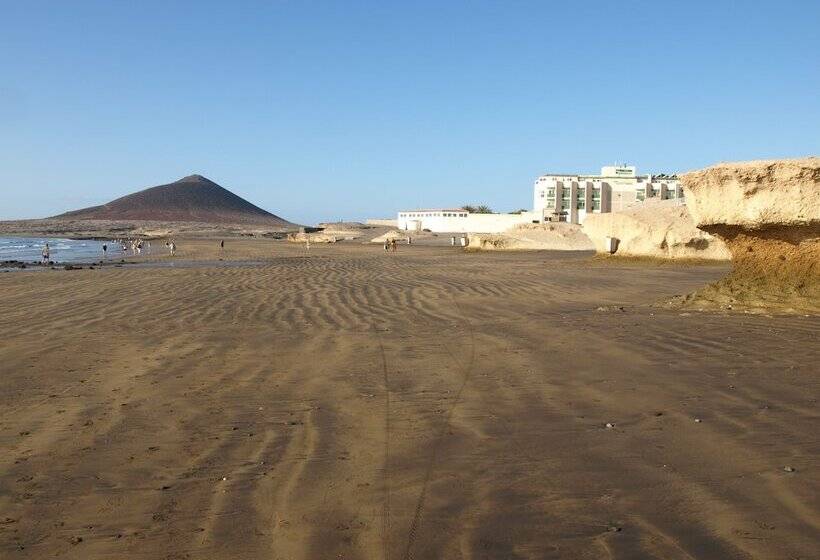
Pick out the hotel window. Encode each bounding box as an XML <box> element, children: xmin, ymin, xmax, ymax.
<box><xmin>576</xmin><ymin>187</ymin><xmax>585</xmax><ymax>210</ymax></box>
<box><xmin>560</xmin><ymin>189</ymin><xmax>570</xmax><ymax>210</ymax></box>
<box><xmin>592</xmin><ymin>188</ymin><xmax>601</xmax><ymax>210</ymax></box>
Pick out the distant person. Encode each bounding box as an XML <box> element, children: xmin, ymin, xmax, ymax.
<box><xmin>391</xmin><ymin>238</ymin><xmax>397</xmax><ymax>252</ymax></box>
<box><xmin>383</xmin><ymin>238</ymin><xmax>389</xmax><ymax>252</ymax></box>
<box><xmin>220</xmin><ymin>240</ymin><xmax>224</xmax><ymax>250</ymax></box>
<box><xmin>102</xmin><ymin>243</ymin><xmax>108</xmax><ymax>258</ymax></box>
<box><xmin>41</xmin><ymin>242</ymin><xmax>50</xmax><ymax>264</ymax></box>
<box><xmin>169</xmin><ymin>241</ymin><xmax>176</xmax><ymax>256</ymax></box>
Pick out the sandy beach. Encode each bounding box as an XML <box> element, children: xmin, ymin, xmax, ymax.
<box><xmin>1</xmin><ymin>239</ymin><xmax>817</xmax><ymax>559</ymax></box>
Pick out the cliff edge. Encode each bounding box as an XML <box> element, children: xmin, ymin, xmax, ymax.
<box><xmin>675</xmin><ymin>157</ymin><xmax>819</xmax><ymax>313</ymax></box>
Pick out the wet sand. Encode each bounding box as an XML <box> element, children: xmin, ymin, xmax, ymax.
<box><xmin>1</xmin><ymin>239</ymin><xmax>817</xmax><ymax>559</ymax></box>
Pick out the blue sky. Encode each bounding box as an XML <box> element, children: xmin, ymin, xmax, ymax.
<box><xmin>2</xmin><ymin>1</ymin><xmax>818</xmax><ymax>224</ymax></box>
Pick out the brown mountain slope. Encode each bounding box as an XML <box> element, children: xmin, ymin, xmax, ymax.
<box><xmin>55</xmin><ymin>175</ymin><xmax>294</xmax><ymax>226</ymax></box>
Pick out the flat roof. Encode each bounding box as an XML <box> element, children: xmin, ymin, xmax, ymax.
<box><xmin>536</xmin><ymin>173</ymin><xmax>678</xmax><ymax>180</ymax></box>
<box><xmin>399</xmin><ymin>209</ymin><xmax>466</xmax><ymax>212</ymax></box>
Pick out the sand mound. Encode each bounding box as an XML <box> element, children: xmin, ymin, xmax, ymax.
<box><xmin>582</xmin><ymin>199</ymin><xmax>730</xmax><ymax>260</ymax></box>
<box><xmin>674</xmin><ymin>158</ymin><xmax>820</xmax><ymax>313</ymax></box>
<box><xmin>317</xmin><ymin>222</ymin><xmax>382</xmax><ymax>240</ymax></box>
<box><xmin>370</xmin><ymin>230</ymin><xmax>410</xmax><ymax>244</ymax></box>
<box><xmin>468</xmin><ymin>223</ymin><xmax>594</xmax><ymax>251</ymax></box>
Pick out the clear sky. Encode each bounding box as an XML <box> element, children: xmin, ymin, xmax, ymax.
<box><xmin>2</xmin><ymin>1</ymin><xmax>818</xmax><ymax>224</ymax></box>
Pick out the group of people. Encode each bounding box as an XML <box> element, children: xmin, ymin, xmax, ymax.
<box><xmin>38</xmin><ymin>237</ymin><xmax>172</xmax><ymax>265</ymax></box>
<box><xmin>383</xmin><ymin>238</ymin><xmax>399</xmax><ymax>252</ymax></box>
<box><xmin>104</xmin><ymin>238</ymin><xmax>151</xmax><ymax>257</ymax></box>
<box><xmin>107</xmin><ymin>238</ymin><xmax>178</xmax><ymax>258</ymax></box>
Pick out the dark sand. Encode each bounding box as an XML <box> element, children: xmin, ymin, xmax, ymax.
<box><xmin>1</xmin><ymin>240</ymin><xmax>817</xmax><ymax>559</ymax></box>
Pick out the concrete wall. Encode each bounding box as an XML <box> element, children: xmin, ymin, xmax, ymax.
<box><xmin>365</xmin><ymin>218</ymin><xmax>398</xmax><ymax>227</ymax></box>
<box><xmin>397</xmin><ymin>211</ymin><xmax>540</xmax><ymax>233</ymax></box>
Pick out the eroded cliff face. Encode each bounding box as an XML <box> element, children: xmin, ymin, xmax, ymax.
<box><xmin>677</xmin><ymin>158</ymin><xmax>819</xmax><ymax>313</ymax></box>
<box><xmin>582</xmin><ymin>199</ymin><xmax>730</xmax><ymax>260</ymax></box>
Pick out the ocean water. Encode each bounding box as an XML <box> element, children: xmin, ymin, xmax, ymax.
<box><xmin>0</xmin><ymin>237</ymin><xmax>118</xmax><ymax>264</ymax></box>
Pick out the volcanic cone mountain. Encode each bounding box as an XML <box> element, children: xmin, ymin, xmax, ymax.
<box><xmin>56</xmin><ymin>175</ymin><xmax>294</xmax><ymax>226</ymax></box>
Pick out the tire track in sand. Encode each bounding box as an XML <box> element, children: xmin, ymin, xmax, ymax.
<box><xmin>373</xmin><ymin>325</ymin><xmax>392</xmax><ymax>560</ymax></box>
<box><xmin>403</xmin><ymin>296</ymin><xmax>476</xmax><ymax>560</ymax></box>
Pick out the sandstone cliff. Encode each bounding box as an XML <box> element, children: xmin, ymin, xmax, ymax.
<box><xmin>677</xmin><ymin>157</ymin><xmax>819</xmax><ymax>313</ymax></box>
<box><xmin>582</xmin><ymin>199</ymin><xmax>730</xmax><ymax>260</ymax></box>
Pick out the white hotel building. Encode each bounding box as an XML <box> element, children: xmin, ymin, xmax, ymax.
<box><xmin>533</xmin><ymin>165</ymin><xmax>683</xmax><ymax>224</ymax></box>
<box><xmin>397</xmin><ymin>165</ymin><xmax>683</xmax><ymax>233</ymax></box>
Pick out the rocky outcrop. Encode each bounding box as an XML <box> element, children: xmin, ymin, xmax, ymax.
<box><xmin>676</xmin><ymin>158</ymin><xmax>819</xmax><ymax>313</ymax></box>
<box><xmin>582</xmin><ymin>199</ymin><xmax>730</xmax><ymax>260</ymax></box>
<box><xmin>287</xmin><ymin>232</ymin><xmax>338</xmax><ymax>243</ymax></box>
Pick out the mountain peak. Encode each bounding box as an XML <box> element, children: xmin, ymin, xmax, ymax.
<box><xmin>53</xmin><ymin>175</ymin><xmax>295</xmax><ymax>226</ymax></box>
<box><xmin>177</xmin><ymin>174</ymin><xmax>213</xmax><ymax>184</ymax></box>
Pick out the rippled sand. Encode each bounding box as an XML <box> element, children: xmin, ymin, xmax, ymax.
<box><xmin>1</xmin><ymin>240</ymin><xmax>817</xmax><ymax>559</ymax></box>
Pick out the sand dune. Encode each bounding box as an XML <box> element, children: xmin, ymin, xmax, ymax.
<box><xmin>0</xmin><ymin>240</ymin><xmax>817</xmax><ymax>559</ymax></box>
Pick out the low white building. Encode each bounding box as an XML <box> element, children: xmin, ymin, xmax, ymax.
<box><xmin>533</xmin><ymin>165</ymin><xmax>683</xmax><ymax>224</ymax></box>
<box><xmin>397</xmin><ymin>209</ymin><xmax>540</xmax><ymax>233</ymax></box>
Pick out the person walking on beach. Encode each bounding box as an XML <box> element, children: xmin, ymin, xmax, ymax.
<box><xmin>220</xmin><ymin>239</ymin><xmax>225</xmax><ymax>251</ymax></box>
<box><xmin>169</xmin><ymin>241</ymin><xmax>176</xmax><ymax>256</ymax></box>
<box><xmin>102</xmin><ymin>243</ymin><xmax>108</xmax><ymax>259</ymax></box>
<box><xmin>41</xmin><ymin>242</ymin><xmax>50</xmax><ymax>265</ymax></box>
